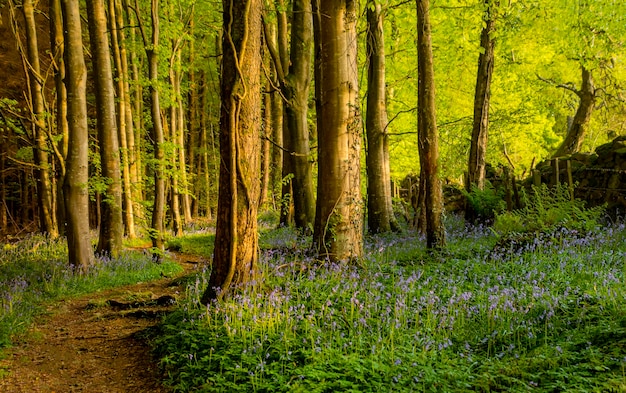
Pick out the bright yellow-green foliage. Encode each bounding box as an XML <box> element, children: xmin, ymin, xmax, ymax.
<box><xmin>365</xmin><ymin>0</ymin><xmax>626</xmax><ymax>183</ymax></box>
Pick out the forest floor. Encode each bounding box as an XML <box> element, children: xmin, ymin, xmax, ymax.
<box><xmin>0</xmin><ymin>251</ymin><xmax>204</xmax><ymax>393</ymax></box>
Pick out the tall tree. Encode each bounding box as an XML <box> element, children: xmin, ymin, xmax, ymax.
<box><xmin>87</xmin><ymin>0</ymin><xmax>124</xmax><ymax>257</ymax></box>
<box><xmin>467</xmin><ymin>0</ymin><xmax>496</xmax><ymax>193</ymax></box>
<box><xmin>312</xmin><ymin>0</ymin><xmax>363</xmax><ymax>261</ymax></box>
<box><xmin>416</xmin><ymin>0</ymin><xmax>445</xmax><ymax>249</ymax></box>
<box><xmin>62</xmin><ymin>0</ymin><xmax>95</xmax><ymax>271</ymax></box>
<box><xmin>266</xmin><ymin>0</ymin><xmax>315</xmax><ymax>232</ymax></box>
<box><xmin>19</xmin><ymin>0</ymin><xmax>57</xmax><ymax>237</ymax></box>
<box><xmin>365</xmin><ymin>0</ymin><xmax>397</xmax><ymax>234</ymax></box>
<box><xmin>552</xmin><ymin>66</ymin><xmax>596</xmax><ymax>157</ymax></box>
<box><xmin>134</xmin><ymin>0</ymin><xmax>166</xmax><ymax>257</ymax></box>
<box><xmin>201</xmin><ymin>0</ymin><xmax>262</xmax><ymax>303</ymax></box>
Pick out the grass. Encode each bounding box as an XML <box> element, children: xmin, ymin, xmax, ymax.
<box><xmin>152</xmin><ymin>217</ymin><xmax>626</xmax><ymax>392</ymax></box>
<box><xmin>0</xmin><ymin>234</ymin><xmax>182</xmax><ymax>350</ymax></box>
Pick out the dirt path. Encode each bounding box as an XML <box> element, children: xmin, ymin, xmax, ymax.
<box><xmin>0</xmin><ymin>253</ymin><xmax>203</xmax><ymax>393</ymax></box>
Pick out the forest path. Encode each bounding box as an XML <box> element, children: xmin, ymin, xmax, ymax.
<box><xmin>0</xmin><ymin>252</ymin><xmax>204</xmax><ymax>393</ymax></box>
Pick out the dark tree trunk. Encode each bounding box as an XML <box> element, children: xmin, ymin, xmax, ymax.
<box><xmin>312</xmin><ymin>0</ymin><xmax>363</xmax><ymax>261</ymax></box>
<box><xmin>467</xmin><ymin>0</ymin><xmax>496</xmax><ymax>192</ymax></box>
<box><xmin>416</xmin><ymin>0</ymin><xmax>445</xmax><ymax>249</ymax></box>
<box><xmin>23</xmin><ymin>0</ymin><xmax>57</xmax><ymax>237</ymax></box>
<box><xmin>553</xmin><ymin>66</ymin><xmax>595</xmax><ymax>158</ymax></box>
<box><xmin>283</xmin><ymin>0</ymin><xmax>315</xmax><ymax>232</ymax></box>
<box><xmin>366</xmin><ymin>0</ymin><xmax>398</xmax><ymax>234</ymax></box>
<box><xmin>62</xmin><ymin>0</ymin><xmax>95</xmax><ymax>272</ymax></box>
<box><xmin>201</xmin><ymin>0</ymin><xmax>262</xmax><ymax>303</ymax></box>
<box><xmin>87</xmin><ymin>0</ymin><xmax>124</xmax><ymax>257</ymax></box>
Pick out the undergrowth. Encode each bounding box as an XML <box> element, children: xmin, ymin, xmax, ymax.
<box><xmin>0</xmin><ymin>234</ymin><xmax>182</xmax><ymax>350</ymax></box>
<box><xmin>153</xmin><ymin>219</ymin><xmax>626</xmax><ymax>392</ymax></box>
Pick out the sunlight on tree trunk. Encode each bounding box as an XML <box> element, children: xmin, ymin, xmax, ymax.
<box><xmin>201</xmin><ymin>0</ymin><xmax>262</xmax><ymax>303</ymax></box>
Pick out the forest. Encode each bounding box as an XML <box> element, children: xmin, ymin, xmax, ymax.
<box><xmin>1</xmin><ymin>0</ymin><xmax>626</xmax><ymax>391</ymax></box>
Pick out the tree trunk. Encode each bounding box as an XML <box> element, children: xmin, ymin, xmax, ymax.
<box><xmin>50</xmin><ymin>0</ymin><xmax>69</xmax><ymax>236</ymax></box>
<box><xmin>467</xmin><ymin>0</ymin><xmax>496</xmax><ymax>193</ymax></box>
<box><xmin>87</xmin><ymin>0</ymin><xmax>124</xmax><ymax>257</ymax></box>
<box><xmin>312</xmin><ymin>0</ymin><xmax>363</xmax><ymax>261</ymax></box>
<box><xmin>201</xmin><ymin>0</ymin><xmax>262</xmax><ymax>303</ymax></box>
<box><xmin>416</xmin><ymin>0</ymin><xmax>445</xmax><ymax>249</ymax></box>
<box><xmin>366</xmin><ymin>0</ymin><xmax>398</xmax><ymax>234</ymax></box>
<box><xmin>283</xmin><ymin>0</ymin><xmax>315</xmax><ymax>232</ymax></box>
<box><xmin>145</xmin><ymin>0</ymin><xmax>166</xmax><ymax>257</ymax></box>
<box><xmin>62</xmin><ymin>0</ymin><xmax>95</xmax><ymax>272</ymax></box>
<box><xmin>466</xmin><ymin>0</ymin><xmax>496</xmax><ymax>222</ymax></box>
<box><xmin>109</xmin><ymin>0</ymin><xmax>137</xmax><ymax>239</ymax></box>
<box><xmin>553</xmin><ymin>66</ymin><xmax>595</xmax><ymax>158</ymax></box>
<box><xmin>22</xmin><ymin>0</ymin><xmax>57</xmax><ymax>237</ymax></box>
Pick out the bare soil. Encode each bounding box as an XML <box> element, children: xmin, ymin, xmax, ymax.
<box><xmin>0</xmin><ymin>253</ymin><xmax>204</xmax><ymax>393</ymax></box>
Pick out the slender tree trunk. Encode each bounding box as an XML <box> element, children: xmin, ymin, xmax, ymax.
<box><xmin>416</xmin><ymin>0</ymin><xmax>445</xmax><ymax>249</ymax></box>
<box><xmin>199</xmin><ymin>71</ymin><xmax>213</xmax><ymax>220</ymax></box>
<box><xmin>553</xmin><ymin>66</ymin><xmax>595</xmax><ymax>157</ymax></box>
<box><xmin>282</xmin><ymin>0</ymin><xmax>315</xmax><ymax>232</ymax></box>
<box><xmin>201</xmin><ymin>0</ymin><xmax>262</xmax><ymax>303</ymax></box>
<box><xmin>175</xmin><ymin>49</ymin><xmax>193</xmax><ymax>225</ymax></box>
<box><xmin>109</xmin><ymin>0</ymin><xmax>137</xmax><ymax>238</ymax></box>
<box><xmin>62</xmin><ymin>0</ymin><xmax>95</xmax><ymax>271</ymax></box>
<box><xmin>312</xmin><ymin>0</ymin><xmax>363</xmax><ymax>261</ymax></box>
<box><xmin>366</xmin><ymin>0</ymin><xmax>397</xmax><ymax>234</ymax></box>
<box><xmin>259</xmin><ymin>81</ymin><xmax>271</xmax><ymax>208</ymax></box>
<box><xmin>467</xmin><ymin>0</ymin><xmax>496</xmax><ymax>195</ymax></box>
<box><xmin>50</xmin><ymin>0</ymin><xmax>69</xmax><ymax>236</ymax></box>
<box><xmin>144</xmin><ymin>0</ymin><xmax>166</xmax><ymax>257</ymax></box>
<box><xmin>87</xmin><ymin>0</ymin><xmax>124</xmax><ymax>257</ymax></box>
<box><xmin>22</xmin><ymin>0</ymin><xmax>57</xmax><ymax>237</ymax></box>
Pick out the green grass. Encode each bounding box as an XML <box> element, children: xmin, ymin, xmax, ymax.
<box><xmin>152</xmin><ymin>221</ymin><xmax>626</xmax><ymax>392</ymax></box>
<box><xmin>0</xmin><ymin>234</ymin><xmax>182</xmax><ymax>350</ymax></box>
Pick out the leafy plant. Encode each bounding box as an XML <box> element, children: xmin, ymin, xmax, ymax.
<box><xmin>494</xmin><ymin>183</ymin><xmax>605</xmax><ymax>235</ymax></box>
<box><xmin>463</xmin><ymin>182</ymin><xmax>506</xmax><ymax>221</ymax></box>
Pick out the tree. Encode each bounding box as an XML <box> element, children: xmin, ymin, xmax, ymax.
<box><xmin>416</xmin><ymin>0</ymin><xmax>445</xmax><ymax>249</ymax></box>
<box><xmin>552</xmin><ymin>66</ymin><xmax>595</xmax><ymax>157</ymax></box>
<box><xmin>467</xmin><ymin>0</ymin><xmax>496</xmax><ymax>193</ymax></box>
<box><xmin>312</xmin><ymin>0</ymin><xmax>363</xmax><ymax>261</ymax></box>
<box><xmin>86</xmin><ymin>0</ymin><xmax>124</xmax><ymax>257</ymax></box>
<box><xmin>62</xmin><ymin>0</ymin><xmax>95</xmax><ymax>271</ymax></box>
<box><xmin>201</xmin><ymin>0</ymin><xmax>262</xmax><ymax>303</ymax></box>
<box><xmin>19</xmin><ymin>0</ymin><xmax>57</xmax><ymax>237</ymax></box>
<box><xmin>366</xmin><ymin>0</ymin><xmax>398</xmax><ymax>234</ymax></box>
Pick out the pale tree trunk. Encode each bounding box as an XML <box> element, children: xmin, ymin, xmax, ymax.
<box><xmin>366</xmin><ymin>0</ymin><xmax>398</xmax><ymax>234</ymax></box>
<box><xmin>50</xmin><ymin>0</ymin><xmax>68</xmax><ymax>235</ymax></box>
<box><xmin>108</xmin><ymin>0</ymin><xmax>136</xmax><ymax>238</ymax></box>
<box><xmin>416</xmin><ymin>0</ymin><xmax>445</xmax><ymax>249</ymax></box>
<box><xmin>169</xmin><ymin>87</ymin><xmax>183</xmax><ymax>237</ymax></box>
<box><xmin>20</xmin><ymin>0</ymin><xmax>57</xmax><ymax>237</ymax></box>
<box><xmin>199</xmin><ymin>71</ymin><xmax>213</xmax><ymax>220</ymax></box>
<box><xmin>312</xmin><ymin>0</ymin><xmax>363</xmax><ymax>261</ymax></box>
<box><xmin>553</xmin><ymin>66</ymin><xmax>595</xmax><ymax>158</ymax></box>
<box><xmin>175</xmin><ymin>49</ymin><xmax>193</xmax><ymax>225</ymax></box>
<box><xmin>466</xmin><ymin>0</ymin><xmax>496</xmax><ymax>221</ymax></box>
<box><xmin>201</xmin><ymin>0</ymin><xmax>262</xmax><ymax>303</ymax></box>
<box><xmin>62</xmin><ymin>0</ymin><xmax>95</xmax><ymax>271</ymax></box>
<box><xmin>87</xmin><ymin>0</ymin><xmax>124</xmax><ymax>257</ymax></box>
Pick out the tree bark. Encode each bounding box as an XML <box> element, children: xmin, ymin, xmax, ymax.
<box><xmin>467</xmin><ymin>0</ymin><xmax>496</xmax><ymax>193</ymax></box>
<box><xmin>201</xmin><ymin>0</ymin><xmax>262</xmax><ymax>303</ymax></box>
<box><xmin>22</xmin><ymin>0</ymin><xmax>57</xmax><ymax>237</ymax></box>
<box><xmin>87</xmin><ymin>0</ymin><xmax>124</xmax><ymax>257</ymax></box>
<box><xmin>553</xmin><ymin>66</ymin><xmax>595</xmax><ymax>158</ymax></box>
<box><xmin>282</xmin><ymin>0</ymin><xmax>315</xmax><ymax>232</ymax></box>
<box><xmin>416</xmin><ymin>0</ymin><xmax>445</xmax><ymax>249</ymax></box>
<box><xmin>366</xmin><ymin>0</ymin><xmax>398</xmax><ymax>234</ymax></box>
<box><xmin>50</xmin><ymin>0</ymin><xmax>69</xmax><ymax>236</ymax></box>
<box><xmin>312</xmin><ymin>0</ymin><xmax>363</xmax><ymax>261</ymax></box>
<box><xmin>62</xmin><ymin>0</ymin><xmax>95</xmax><ymax>271</ymax></box>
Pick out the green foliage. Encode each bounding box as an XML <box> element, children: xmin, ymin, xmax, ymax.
<box><xmin>152</xmin><ymin>221</ymin><xmax>626</xmax><ymax>392</ymax></box>
<box><xmin>494</xmin><ymin>183</ymin><xmax>605</xmax><ymax>235</ymax></box>
<box><xmin>463</xmin><ymin>182</ymin><xmax>505</xmax><ymax>220</ymax></box>
<box><xmin>166</xmin><ymin>232</ymin><xmax>215</xmax><ymax>257</ymax></box>
<box><xmin>0</xmin><ymin>235</ymin><xmax>182</xmax><ymax>350</ymax></box>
